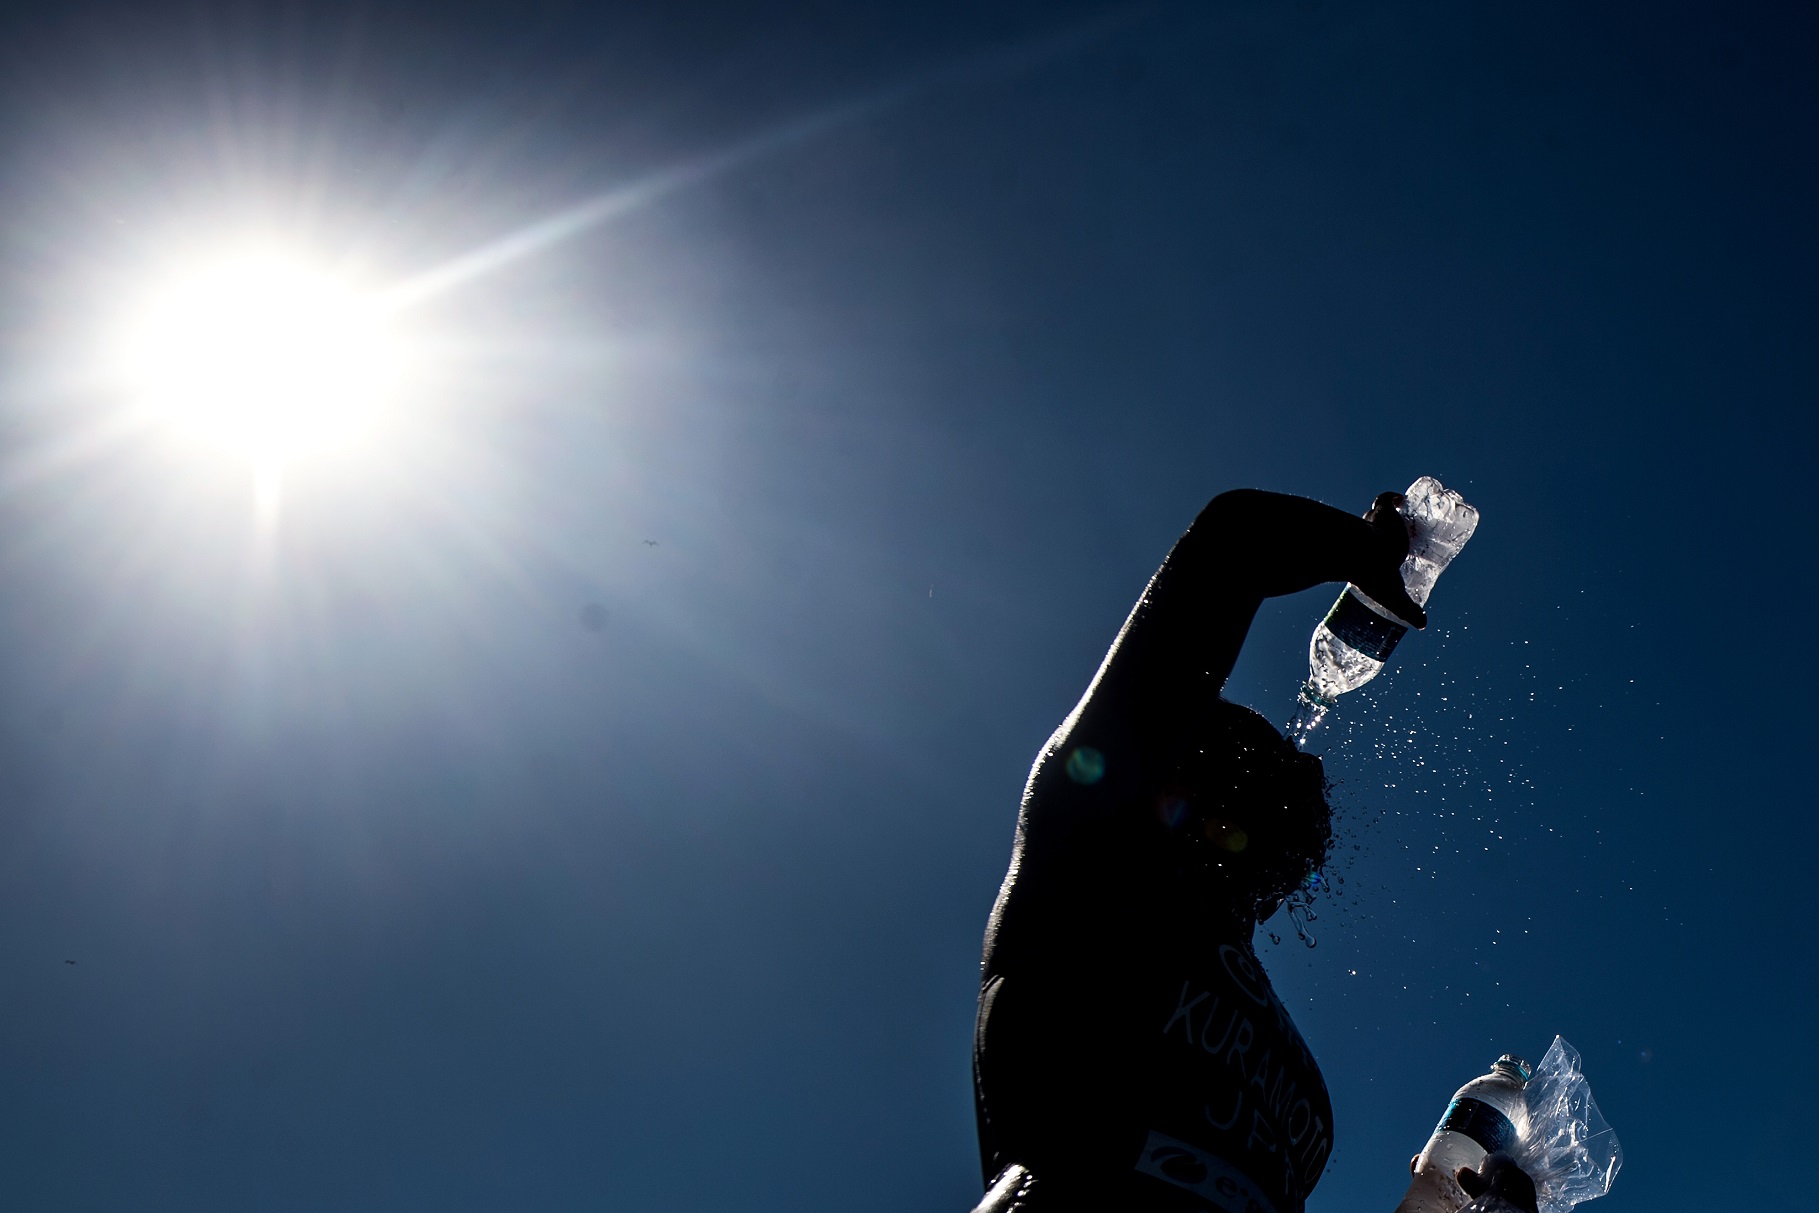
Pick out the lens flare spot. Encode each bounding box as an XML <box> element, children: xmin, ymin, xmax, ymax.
<box><xmin>1203</xmin><ymin>818</ymin><xmax>1249</xmax><ymax>852</ymax></box>
<box><xmin>1065</xmin><ymin>746</ymin><xmax>1105</xmax><ymax>784</ymax></box>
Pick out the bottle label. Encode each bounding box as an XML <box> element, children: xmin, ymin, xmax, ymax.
<box><xmin>1324</xmin><ymin>589</ymin><xmax>1407</xmax><ymax>661</ymax></box>
<box><xmin>1435</xmin><ymin>1097</ymin><xmax>1516</xmax><ymax>1155</ymax></box>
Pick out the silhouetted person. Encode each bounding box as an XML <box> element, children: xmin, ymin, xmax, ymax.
<box><xmin>970</xmin><ymin>489</ymin><xmax>1425</xmax><ymax>1213</ymax></box>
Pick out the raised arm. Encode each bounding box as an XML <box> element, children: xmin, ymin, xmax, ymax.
<box><xmin>1066</xmin><ymin>489</ymin><xmax>1423</xmax><ymax>755</ymax></box>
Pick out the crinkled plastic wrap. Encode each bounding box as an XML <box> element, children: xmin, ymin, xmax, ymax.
<box><xmin>1512</xmin><ymin>1036</ymin><xmax>1623</xmax><ymax>1213</ymax></box>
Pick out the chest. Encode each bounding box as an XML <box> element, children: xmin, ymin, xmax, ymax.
<box><xmin>1141</xmin><ymin>944</ymin><xmax>1334</xmax><ymax>1210</ymax></box>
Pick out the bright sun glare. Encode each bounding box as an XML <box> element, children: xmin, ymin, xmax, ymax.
<box><xmin>119</xmin><ymin>249</ymin><xmax>397</xmax><ymax>466</ymax></box>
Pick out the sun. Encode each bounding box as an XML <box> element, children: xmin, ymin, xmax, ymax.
<box><xmin>117</xmin><ymin>246</ymin><xmax>398</xmax><ymax>466</ymax></box>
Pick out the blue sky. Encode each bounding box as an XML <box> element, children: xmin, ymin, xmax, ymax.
<box><xmin>1</xmin><ymin>2</ymin><xmax>1813</xmax><ymax>1210</ymax></box>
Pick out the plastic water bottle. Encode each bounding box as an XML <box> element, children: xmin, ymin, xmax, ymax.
<box><xmin>1394</xmin><ymin>1054</ymin><xmax>1532</xmax><ymax>1213</ymax></box>
<box><xmin>1286</xmin><ymin>476</ymin><xmax>1479</xmax><ymax>747</ymax></box>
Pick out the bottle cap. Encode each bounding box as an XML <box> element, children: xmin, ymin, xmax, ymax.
<box><xmin>1494</xmin><ymin>1054</ymin><xmax>1533</xmax><ymax>1084</ymax></box>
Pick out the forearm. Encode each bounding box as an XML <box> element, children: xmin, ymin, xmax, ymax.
<box><xmin>1183</xmin><ymin>489</ymin><xmax>1407</xmax><ymax>601</ymax></box>
<box><xmin>1095</xmin><ymin>490</ymin><xmax>1392</xmax><ymax>705</ymax></box>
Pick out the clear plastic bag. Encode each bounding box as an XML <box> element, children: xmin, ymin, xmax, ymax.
<box><xmin>1512</xmin><ymin>1036</ymin><xmax>1624</xmax><ymax>1213</ymax></box>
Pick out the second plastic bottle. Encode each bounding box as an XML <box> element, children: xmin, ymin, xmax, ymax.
<box><xmin>1394</xmin><ymin>1054</ymin><xmax>1531</xmax><ymax>1213</ymax></box>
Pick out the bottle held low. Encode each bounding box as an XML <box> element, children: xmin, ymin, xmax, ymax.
<box><xmin>1393</xmin><ymin>1054</ymin><xmax>1532</xmax><ymax>1213</ymax></box>
<box><xmin>1392</xmin><ymin>1038</ymin><xmax>1622</xmax><ymax>1213</ymax></box>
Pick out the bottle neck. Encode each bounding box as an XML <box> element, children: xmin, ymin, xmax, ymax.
<box><xmin>1490</xmin><ymin>1056</ymin><xmax>1532</xmax><ymax>1084</ymax></box>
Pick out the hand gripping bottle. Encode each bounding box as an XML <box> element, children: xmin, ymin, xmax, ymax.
<box><xmin>1393</xmin><ymin>1054</ymin><xmax>1532</xmax><ymax>1213</ymax></box>
<box><xmin>1287</xmin><ymin>476</ymin><xmax>1479</xmax><ymax>747</ymax></box>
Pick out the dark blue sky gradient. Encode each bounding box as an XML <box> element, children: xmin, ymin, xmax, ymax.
<box><xmin>1</xmin><ymin>3</ymin><xmax>1814</xmax><ymax>1210</ymax></box>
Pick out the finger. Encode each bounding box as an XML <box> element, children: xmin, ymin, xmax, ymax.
<box><xmin>1361</xmin><ymin>576</ymin><xmax>1427</xmax><ymax>629</ymax></box>
<box><xmin>1363</xmin><ymin>491</ymin><xmax>1406</xmax><ymax>522</ymax></box>
<box><xmin>1367</xmin><ymin>502</ymin><xmax>1413</xmax><ymax>565</ymax></box>
<box><xmin>1455</xmin><ymin>1167</ymin><xmax>1488</xmax><ymax>1198</ymax></box>
<box><xmin>1386</xmin><ymin>587</ymin><xmax>1427</xmax><ymax>630</ymax></box>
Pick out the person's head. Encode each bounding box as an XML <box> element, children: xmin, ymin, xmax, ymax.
<box><xmin>1164</xmin><ymin>701</ymin><xmax>1332</xmax><ymax>920</ymax></box>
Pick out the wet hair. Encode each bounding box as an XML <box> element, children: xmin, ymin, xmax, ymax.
<box><xmin>1170</xmin><ymin>701</ymin><xmax>1333</xmax><ymax>918</ymax></box>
